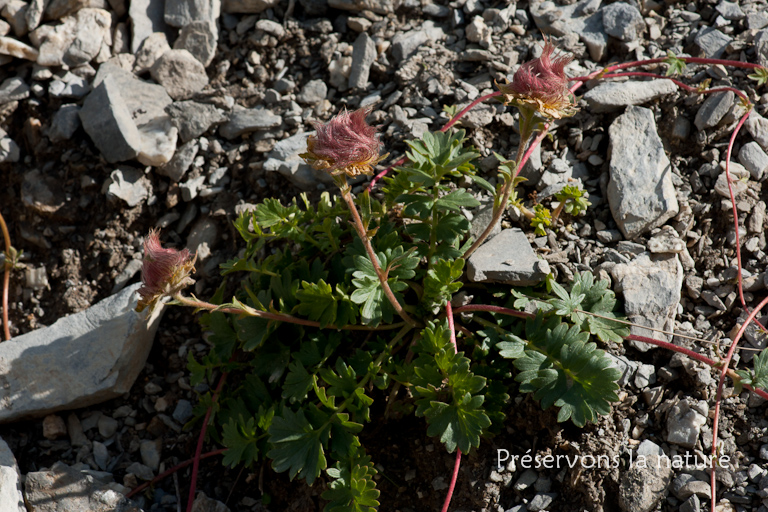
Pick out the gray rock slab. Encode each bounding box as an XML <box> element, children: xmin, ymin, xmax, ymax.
<box><xmin>79</xmin><ymin>76</ymin><xmax>143</xmax><ymax>163</ymax></box>
<box><xmin>693</xmin><ymin>26</ymin><xmax>732</xmax><ymax>58</ymax></box>
<box><xmin>221</xmin><ymin>0</ymin><xmax>278</xmax><ymax>13</ymax></box>
<box><xmin>25</xmin><ymin>462</ymin><xmax>142</xmax><ymax>512</ymax></box>
<box><xmin>738</xmin><ymin>141</ymin><xmax>768</xmax><ymax>181</ymax></box>
<box><xmin>716</xmin><ymin>0</ymin><xmax>745</xmax><ymax>20</ymax></box>
<box><xmin>219</xmin><ymin>108</ymin><xmax>281</xmax><ymax>139</ymax></box>
<box><xmin>151</xmin><ymin>49</ymin><xmax>209</xmax><ymax>100</ymax></box>
<box><xmin>174</xmin><ymin>20</ymin><xmax>216</xmax><ymax>66</ymax></box>
<box><xmin>583</xmin><ymin>79</ymin><xmax>677</xmax><ymax>113</ymax></box>
<box><xmin>392</xmin><ymin>29</ymin><xmax>428</xmax><ymax>63</ymax></box>
<box><xmin>468</xmin><ymin>200</ymin><xmax>501</xmax><ymax>242</ymax></box>
<box><xmin>618</xmin><ymin>453</ymin><xmax>673</xmax><ymax>512</ymax></box>
<box><xmin>694</xmin><ymin>90</ymin><xmax>734</xmax><ymax>130</ymax></box>
<box><xmin>666</xmin><ymin>398</ymin><xmax>708</xmax><ymax>449</ymax></box>
<box><xmin>757</xmin><ymin>29</ymin><xmax>768</xmax><ymax>68</ymax></box>
<box><xmin>0</xmin><ymin>283</ymin><xmax>163</xmax><ymax>423</ymax></box>
<box><xmin>467</xmin><ymin>228</ymin><xmax>551</xmax><ymax>285</ymax></box>
<box><xmin>104</xmin><ymin>167</ymin><xmax>152</xmax><ymax>206</ymax></box>
<box><xmin>48</xmin><ymin>103</ymin><xmax>82</xmax><ymax>142</ymax></box>
<box><xmin>263</xmin><ymin>131</ymin><xmax>335</xmax><ymax>189</ymax></box>
<box><xmin>133</xmin><ymin>31</ymin><xmax>171</xmax><ymax>74</ymax></box>
<box><xmin>165</xmin><ymin>100</ymin><xmax>226</xmax><ymax>142</ymax></box>
<box><xmin>164</xmin><ymin>0</ymin><xmax>209</xmax><ymax>26</ymax></box>
<box><xmin>158</xmin><ymin>139</ymin><xmax>198</xmax><ymax>181</ymax></box>
<box><xmin>296</xmin><ymin>79</ymin><xmax>327</xmax><ymax>105</ymax></box>
<box><xmin>602</xmin><ymin>2</ymin><xmax>644</xmax><ymax>41</ymax></box>
<box><xmin>607</xmin><ymin>106</ymin><xmax>678</xmax><ymax>239</ymax></box>
<box><xmin>129</xmin><ymin>0</ymin><xmax>167</xmax><ymax>53</ymax></box>
<box><xmin>348</xmin><ymin>32</ymin><xmax>376</xmax><ymax>89</ymax></box>
<box><xmin>0</xmin><ymin>438</ymin><xmax>25</xmax><ymax>512</ymax></box>
<box><xmin>529</xmin><ymin>0</ymin><xmax>608</xmax><ymax>61</ymax></box>
<box><xmin>0</xmin><ymin>77</ymin><xmax>28</xmax><ymax>105</ymax></box>
<box><xmin>745</xmin><ymin>111</ymin><xmax>768</xmax><ymax>151</ymax></box>
<box><xmin>327</xmin><ymin>0</ymin><xmax>397</xmax><ymax>14</ymax></box>
<box><xmin>190</xmin><ymin>492</ymin><xmax>231</xmax><ymax>512</ymax></box>
<box><xmin>0</xmin><ymin>35</ymin><xmax>38</xmax><ymax>60</ymax></box>
<box><xmin>611</xmin><ymin>252</ymin><xmax>683</xmax><ymax>352</ymax></box>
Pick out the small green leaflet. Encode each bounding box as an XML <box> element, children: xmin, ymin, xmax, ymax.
<box><xmin>735</xmin><ymin>349</ymin><xmax>768</xmax><ymax>391</ymax></box>
<box><xmin>295</xmin><ymin>280</ymin><xmax>358</xmax><ymax>328</ymax></box>
<box><xmin>664</xmin><ymin>51</ymin><xmax>687</xmax><ymax>76</ymax></box>
<box><xmin>322</xmin><ymin>459</ymin><xmax>380</xmax><ymax>512</ymax></box>
<box><xmin>222</xmin><ymin>416</ymin><xmax>260</xmax><ymax>468</ymax></box>
<box><xmin>422</xmin><ymin>394</ymin><xmax>492</xmax><ymax>453</ymax></box>
<box><xmin>422</xmin><ymin>258</ymin><xmax>464</xmax><ymax>310</ymax></box>
<box><xmin>748</xmin><ymin>67</ymin><xmax>768</xmax><ymax>86</ymax></box>
<box><xmin>267</xmin><ymin>408</ymin><xmax>328</xmax><ymax>485</ymax></box>
<box><xmin>282</xmin><ymin>361</ymin><xmax>313</xmax><ymax>403</ymax></box>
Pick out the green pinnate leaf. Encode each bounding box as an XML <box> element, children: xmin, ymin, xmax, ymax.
<box><xmin>664</xmin><ymin>51</ymin><xmax>687</xmax><ymax>76</ymax></box>
<box><xmin>422</xmin><ymin>258</ymin><xmax>464</xmax><ymax>310</ymax></box>
<box><xmin>283</xmin><ymin>361</ymin><xmax>313</xmax><ymax>403</ymax></box>
<box><xmin>267</xmin><ymin>408</ymin><xmax>328</xmax><ymax>485</ymax></box>
<box><xmin>502</xmin><ymin>316</ymin><xmax>622</xmax><ymax>427</ymax></box>
<box><xmin>322</xmin><ymin>458</ymin><xmax>380</xmax><ymax>512</ymax></box>
<box><xmin>422</xmin><ymin>393</ymin><xmax>491</xmax><ymax>453</ymax></box>
<box><xmin>749</xmin><ymin>67</ymin><xmax>768</xmax><ymax>86</ymax></box>
<box><xmin>436</xmin><ymin>190</ymin><xmax>481</xmax><ymax>211</ymax></box>
<box><xmin>736</xmin><ymin>349</ymin><xmax>768</xmax><ymax>390</ymax></box>
<box><xmin>222</xmin><ymin>416</ymin><xmax>260</xmax><ymax>468</ymax></box>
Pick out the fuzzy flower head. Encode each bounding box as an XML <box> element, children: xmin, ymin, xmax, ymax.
<box><xmin>497</xmin><ymin>40</ymin><xmax>577</xmax><ymax>119</ymax></box>
<box><xmin>136</xmin><ymin>230</ymin><xmax>196</xmax><ymax>313</ymax></box>
<box><xmin>301</xmin><ymin>106</ymin><xmax>384</xmax><ymax>178</ymax></box>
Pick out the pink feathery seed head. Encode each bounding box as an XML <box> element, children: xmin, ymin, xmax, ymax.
<box><xmin>303</xmin><ymin>106</ymin><xmax>382</xmax><ymax>176</ymax></box>
<box><xmin>497</xmin><ymin>40</ymin><xmax>576</xmax><ymax>119</ymax></box>
<box><xmin>136</xmin><ymin>230</ymin><xmax>196</xmax><ymax>312</ymax></box>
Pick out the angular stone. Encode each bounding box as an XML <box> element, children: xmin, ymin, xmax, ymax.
<box><xmin>25</xmin><ymin>462</ymin><xmax>142</xmax><ymax>512</ymax></box>
<box><xmin>219</xmin><ymin>108</ymin><xmax>281</xmax><ymax>139</ymax></box>
<box><xmin>25</xmin><ymin>0</ymin><xmax>45</xmax><ymax>31</ymax></box>
<box><xmin>745</xmin><ymin>111</ymin><xmax>768</xmax><ymax>151</ymax></box>
<box><xmin>392</xmin><ymin>29</ymin><xmax>428</xmax><ymax>63</ymax></box>
<box><xmin>0</xmin><ymin>283</ymin><xmax>163</xmax><ymax>422</ymax></box>
<box><xmin>129</xmin><ymin>0</ymin><xmax>166</xmax><ymax>53</ymax></box>
<box><xmin>164</xmin><ymin>0</ymin><xmax>209</xmax><ymax>26</ymax></box>
<box><xmin>104</xmin><ymin>167</ymin><xmax>152</xmax><ymax>206</ymax></box>
<box><xmin>583</xmin><ymin>79</ymin><xmax>677</xmax><ymax>113</ymax></box>
<box><xmin>694</xmin><ymin>90</ymin><xmax>734</xmax><ymax>130</ymax></box>
<box><xmin>80</xmin><ymin>76</ymin><xmax>143</xmax><ymax>163</ymax></box>
<box><xmin>0</xmin><ymin>136</ymin><xmax>19</xmax><ymax>163</ymax></box>
<box><xmin>619</xmin><ymin>453</ymin><xmax>673</xmax><ymax>512</ymax></box>
<box><xmin>693</xmin><ymin>26</ymin><xmax>732</xmax><ymax>58</ymax></box>
<box><xmin>716</xmin><ymin>0</ymin><xmax>745</xmax><ymax>20</ymax></box>
<box><xmin>666</xmin><ymin>398</ymin><xmax>708</xmax><ymax>449</ymax></box>
<box><xmin>327</xmin><ymin>0</ymin><xmax>397</xmax><ymax>14</ymax></box>
<box><xmin>348</xmin><ymin>32</ymin><xmax>376</xmax><ymax>89</ymax></box>
<box><xmin>34</xmin><ymin>8</ymin><xmax>112</xmax><ymax>67</ymax></box>
<box><xmin>0</xmin><ymin>35</ymin><xmax>38</xmax><ymax>60</ymax></box>
<box><xmin>647</xmin><ymin>226</ymin><xmax>685</xmax><ymax>254</ymax></box>
<box><xmin>137</xmin><ymin>117</ymin><xmax>178</xmax><ymax>167</ymax></box>
<box><xmin>296</xmin><ymin>79</ymin><xmax>327</xmax><ymax>105</ymax></box>
<box><xmin>133</xmin><ymin>31</ymin><xmax>171</xmax><ymax>74</ymax></box>
<box><xmin>0</xmin><ymin>438</ymin><xmax>25</xmax><ymax>512</ymax></box>
<box><xmin>45</xmin><ymin>0</ymin><xmax>108</xmax><ymax>19</ymax></box>
<box><xmin>150</xmin><ymin>49</ymin><xmax>209</xmax><ymax>100</ymax></box>
<box><xmin>738</xmin><ymin>141</ymin><xmax>768</xmax><ymax>181</ymax></box>
<box><xmin>2</xmin><ymin>1</ymin><xmax>28</xmax><ymax>37</ymax></box>
<box><xmin>173</xmin><ymin>20</ymin><xmax>215</xmax><ymax>66</ymax></box>
<box><xmin>165</xmin><ymin>100</ymin><xmax>226</xmax><ymax>142</ymax></box>
<box><xmin>608</xmin><ymin>106</ymin><xmax>678</xmax><ymax>239</ymax></box>
<box><xmin>263</xmin><ymin>131</ymin><xmax>335</xmax><ymax>189</ymax></box>
<box><xmin>93</xmin><ymin>63</ymin><xmax>173</xmax><ymax>127</ymax></box>
<box><xmin>467</xmin><ymin>228</ymin><xmax>551</xmax><ymax>285</ymax></box>
<box><xmin>0</xmin><ymin>77</ymin><xmax>28</xmax><ymax>105</ymax></box>
<box><xmin>529</xmin><ymin>0</ymin><xmax>608</xmax><ymax>61</ymax></box>
<box><xmin>611</xmin><ymin>252</ymin><xmax>683</xmax><ymax>352</ymax></box>
<box><xmin>221</xmin><ymin>0</ymin><xmax>277</xmax><ymax>12</ymax></box>
<box><xmin>602</xmin><ymin>2</ymin><xmax>644</xmax><ymax>41</ymax></box>
<box><xmin>190</xmin><ymin>492</ymin><xmax>230</xmax><ymax>512</ymax></box>
<box><xmin>158</xmin><ymin>139</ymin><xmax>197</xmax><ymax>181</ymax></box>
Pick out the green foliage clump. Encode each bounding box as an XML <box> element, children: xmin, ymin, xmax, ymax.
<box><xmin>187</xmin><ymin>130</ymin><xmax>627</xmax><ymax>510</ymax></box>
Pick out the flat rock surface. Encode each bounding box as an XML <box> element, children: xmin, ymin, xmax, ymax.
<box><xmin>467</xmin><ymin>228</ymin><xmax>551</xmax><ymax>285</ymax></box>
<box><xmin>0</xmin><ymin>283</ymin><xmax>162</xmax><ymax>423</ymax></box>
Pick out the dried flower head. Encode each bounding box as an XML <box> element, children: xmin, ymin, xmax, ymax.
<box><xmin>301</xmin><ymin>106</ymin><xmax>384</xmax><ymax>178</ymax></box>
<box><xmin>136</xmin><ymin>230</ymin><xmax>196</xmax><ymax>313</ymax></box>
<box><xmin>497</xmin><ymin>40</ymin><xmax>577</xmax><ymax>119</ymax></box>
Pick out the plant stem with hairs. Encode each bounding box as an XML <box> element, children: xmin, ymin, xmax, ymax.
<box><xmin>0</xmin><ymin>210</ymin><xmax>13</xmax><ymax>341</ymax></box>
<box><xmin>463</xmin><ymin>108</ymin><xmax>536</xmax><ymax>260</ymax></box>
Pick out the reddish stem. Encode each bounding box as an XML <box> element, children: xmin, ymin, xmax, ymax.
<box><xmin>0</xmin><ymin>210</ymin><xmax>11</xmax><ymax>341</ymax></box>
<box><xmin>124</xmin><ymin>449</ymin><xmax>226</xmax><ymax>500</ymax></box>
<box><xmin>187</xmin><ymin>372</ymin><xmax>228</xmax><ymax>512</ymax></box>
<box><xmin>441</xmin><ymin>301</ymin><xmax>462</xmax><ymax>512</ymax></box>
